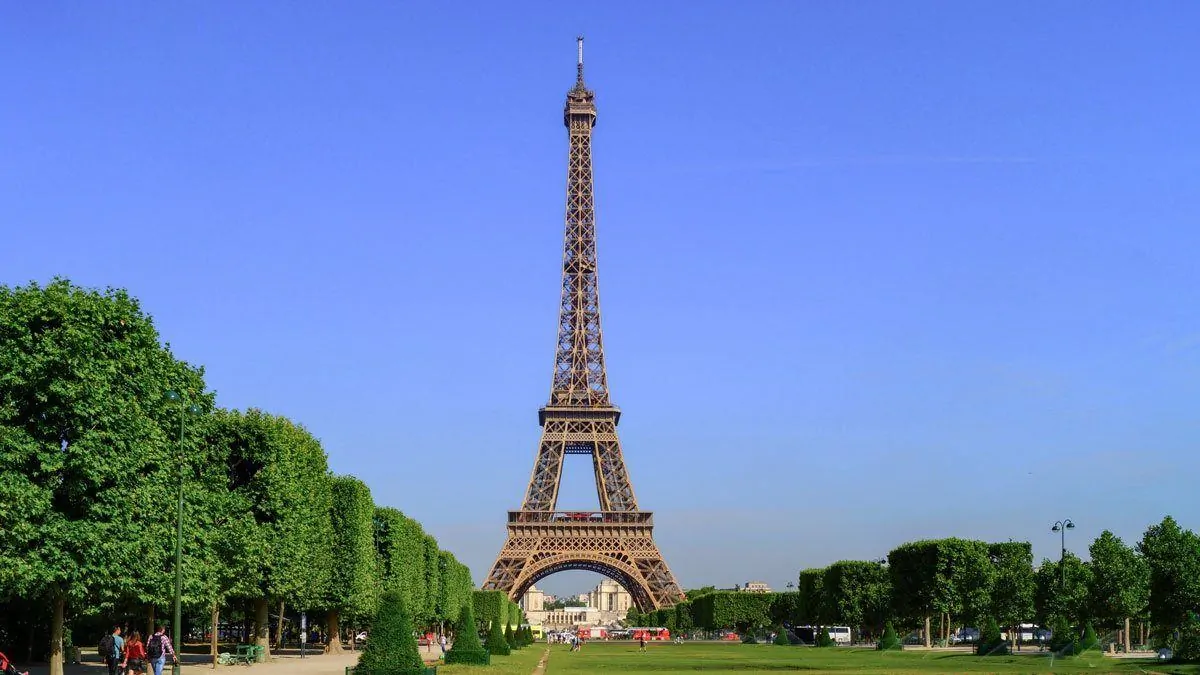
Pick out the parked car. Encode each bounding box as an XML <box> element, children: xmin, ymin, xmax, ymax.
<box><xmin>950</xmin><ymin>628</ymin><xmax>979</xmax><ymax>644</ymax></box>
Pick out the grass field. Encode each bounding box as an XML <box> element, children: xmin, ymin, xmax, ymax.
<box><xmin>438</xmin><ymin>646</ymin><xmax>547</xmax><ymax>675</ymax></box>
<box><xmin>534</xmin><ymin>641</ymin><xmax>1200</xmax><ymax>674</ymax></box>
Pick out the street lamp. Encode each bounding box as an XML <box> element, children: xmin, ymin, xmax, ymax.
<box><xmin>166</xmin><ymin>390</ymin><xmax>200</xmax><ymax>675</ymax></box>
<box><xmin>1050</xmin><ymin>519</ymin><xmax>1075</xmax><ymax>589</ymax></box>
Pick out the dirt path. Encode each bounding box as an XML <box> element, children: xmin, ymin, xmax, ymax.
<box><xmin>530</xmin><ymin>648</ymin><xmax>549</xmax><ymax>675</ymax></box>
<box><xmin>23</xmin><ymin>647</ymin><xmax>445</xmax><ymax>675</ymax></box>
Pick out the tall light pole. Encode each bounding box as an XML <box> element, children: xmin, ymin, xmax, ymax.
<box><xmin>1050</xmin><ymin>519</ymin><xmax>1075</xmax><ymax>590</ymax></box>
<box><xmin>166</xmin><ymin>390</ymin><xmax>200</xmax><ymax>675</ymax></box>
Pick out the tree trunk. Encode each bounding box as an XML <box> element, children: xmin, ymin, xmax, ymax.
<box><xmin>275</xmin><ymin>600</ymin><xmax>286</xmax><ymax>650</ymax></box>
<box><xmin>1140</xmin><ymin>621</ymin><xmax>1145</xmax><ymax>647</ymax></box>
<box><xmin>350</xmin><ymin>619</ymin><xmax>356</xmax><ymax>652</ymax></box>
<box><xmin>49</xmin><ymin>592</ymin><xmax>65</xmax><ymax>675</ymax></box>
<box><xmin>254</xmin><ymin>597</ymin><xmax>271</xmax><ymax>662</ymax></box>
<box><xmin>211</xmin><ymin>602</ymin><xmax>220</xmax><ymax>668</ymax></box>
<box><xmin>148</xmin><ymin>604</ymin><xmax>157</xmax><ymax>640</ymax></box>
<box><xmin>326</xmin><ymin>610</ymin><xmax>344</xmax><ymax>654</ymax></box>
<box><xmin>923</xmin><ymin>615</ymin><xmax>931</xmax><ymax>648</ymax></box>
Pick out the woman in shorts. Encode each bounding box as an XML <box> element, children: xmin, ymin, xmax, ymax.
<box><xmin>123</xmin><ymin>632</ymin><xmax>147</xmax><ymax>675</ymax></box>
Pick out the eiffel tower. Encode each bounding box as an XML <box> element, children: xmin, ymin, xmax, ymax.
<box><xmin>481</xmin><ymin>38</ymin><xmax>684</xmax><ymax>610</ymax></box>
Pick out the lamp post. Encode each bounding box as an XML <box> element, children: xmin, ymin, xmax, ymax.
<box><xmin>1050</xmin><ymin>519</ymin><xmax>1075</xmax><ymax>590</ymax></box>
<box><xmin>166</xmin><ymin>390</ymin><xmax>200</xmax><ymax>675</ymax></box>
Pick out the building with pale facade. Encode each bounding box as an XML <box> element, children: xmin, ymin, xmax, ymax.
<box><xmin>739</xmin><ymin>581</ymin><xmax>772</xmax><ymax>593</ymax></box>
<box><xmin>520</xmin><ymin>579</ymin><xmax>632</xmax><ymax>629</ymax></box>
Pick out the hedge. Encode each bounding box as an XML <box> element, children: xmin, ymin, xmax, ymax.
<box><xmin>692</xmin><ymin>592</ymin><xmax>776</xmax><ymax>632</ymax></box>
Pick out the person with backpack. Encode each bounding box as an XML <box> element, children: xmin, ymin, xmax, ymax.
<box><xmin>99</xmin><ymin>625</ymin><xmax>124</xmax><ymax>675</ymax></box>
<box><xmin>123</xmin><ymin>631</ymin><xmax>147</xmax><ymax>675</ymax></box>
<box><xmin>145</xmin><ymin>626</ymin><xmax>177</xmax><ymax>675</ymax></box>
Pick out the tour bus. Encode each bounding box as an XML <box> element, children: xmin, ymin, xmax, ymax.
<box><xmin>794</xmin><ymin>625</ymin><xmax>852</xmax><ymax>645</ymax></box>
<box><xmin>629</xmin><ymin>627</ymin><xmax>671</xmax><ymax>641</ymax></box>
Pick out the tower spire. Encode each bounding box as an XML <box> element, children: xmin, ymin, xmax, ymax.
<box><xmin>576</xmin><ymin>35</ymin><xmax>585</xmax><ymax>87</ymax></box>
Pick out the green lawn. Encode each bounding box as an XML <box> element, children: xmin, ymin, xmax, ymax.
<box><xmin>438</xmin><ymin>646</ymin><xmax>547</xmax><ymax>675</ymax></box>
<box><xmin>536</xmin><ymin>641</ymin><xmax>1200</xmax><ymax>674</ymax></box>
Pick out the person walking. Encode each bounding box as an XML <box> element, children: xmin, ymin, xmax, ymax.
<box><xmin>123</xmin><ymin>632</ymin><xmax>147</xmax><ymax>675</ymax></box>
<box><xmin>439</xmin><ymin>633</ymin><xmax>447</xmax><ymax>655</ymax></box>
<box><xmin>639</xmin><ymin>635</ymin><xmax>646</xmax><ymax>653</ymax></box>
<box><xmin>145</xmin><ymin>626</ymin><xmax>177</xmax><ymax>675</ymax></box>
<box><xmin>102</xmin><ymin>625</ymin><xmax>124</xmax><ymax>675</ymax></box>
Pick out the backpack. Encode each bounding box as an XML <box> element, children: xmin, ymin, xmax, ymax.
<box><xmin>146</xmin><ymin>634</ymin><xmax>164</xmax><ymax>660</ymax></box>
<box><xmin>98</xmin><ymin>635</ymin><xmax>115</xmax><ymax>658</ymax></box>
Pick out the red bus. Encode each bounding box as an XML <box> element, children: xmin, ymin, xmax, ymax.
<box><xmin>629</xmin><ymin>627</ymin><xmax>671</xmax><ymax>641</ymax></box>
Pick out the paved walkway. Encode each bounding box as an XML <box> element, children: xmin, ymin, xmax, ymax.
<box><xmin>22</xmin><ymin>645</ymin><xmax>446</xmax><ymax>675</ymax></box>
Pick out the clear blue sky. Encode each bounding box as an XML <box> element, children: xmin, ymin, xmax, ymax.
<box><xmin>3</xmin><ymin>2</ymin><xmax>1198</xmax><ymax>597</ymax></box>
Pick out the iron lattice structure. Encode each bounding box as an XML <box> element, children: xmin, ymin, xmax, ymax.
<box><xmin>482</xmin><ymin>39</ymin><xmax>684</xmax><ymax>611</ymax></box>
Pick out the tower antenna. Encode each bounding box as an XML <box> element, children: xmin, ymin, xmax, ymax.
<box><xmin>576</xmin><ymin>35</ymin><xmax>585</xmax><ymax>86</ymax></box>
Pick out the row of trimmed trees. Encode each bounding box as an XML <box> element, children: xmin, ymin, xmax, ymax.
<box><xmin>628</xmin><ymin>517</ymin><xmax>1198</xmax><ymax>660</ymax></box>
<box><xmin>0</xmin><ymin>279</ymin><xmax>475</xmax><ymax>675</ymax></box>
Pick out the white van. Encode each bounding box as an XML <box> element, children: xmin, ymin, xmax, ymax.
<box><xmin>829</xmin><ymin>626</ymin><xmax>852</xmax><ymax>644</ymax></box>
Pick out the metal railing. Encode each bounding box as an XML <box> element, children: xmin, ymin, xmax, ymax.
<box><xmin>507</xmin><ymin>510</ymin><xmax>652</xmax><ymax>525</ymax></box>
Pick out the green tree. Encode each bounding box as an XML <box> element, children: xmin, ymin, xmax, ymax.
<box><xmin>1034</xmin><ymin>552</ymin><xmax>1092</xmax><ymax>627</ymax></box>
<box><xmin>0</xmin><ymin>279</ymin><xmax>213</xmax><ymax>675</ymax></box>
<box><xmin>484</xmin><ymin>616</ymin><xmax>510</xmax><ymax>656</ymax></box>
<box><xmin>876</xmin><ymin>622</ymin><xmax>901</xmax><ymax>651</ymax></box>
<box><xmin>772</xmin><ymin>624</ymin><xmax>789</xmax><ymax>645</ymax></box>
<box><xmin>444</xmin><ymin>601</ymin><xmax>489</xmax><ymax>665</ymax></box>
<box><xmin>691</xmin><ymin>592</ymin><xmax>774</xmax><ymax>633</ymax></box>
<box><xmin>674</xmin><ymin>600</ymin><xmax>695</xmax><ymax>633</ymax></box>
<box><xmin>768</xmin><ymin>593</ymin><xmax>799</xmax><ymax>627</ymax></box>
<box><xmin>436</xmin><ymin>551</ymin><xmax>471</xmax><ymax>626</ymax></box>
<box><xmin>1137</xmin><ymin>516</ymin><xmax>1200</xmax><ymax>650</ymax></box>
<box><xmin>421</xmin><ymin>534</ymin><xmax>441</xmax><ymax>627</ymax></box>
<box><xmin>375</xmin><ymin>508</ymin><xmax>428</xmax><ymax>624</ymax></box>
<box><xmin>356</xmin><ymin>591</ymin><xmax>425</xmax><ymax>675</ymax></box>
<box><xmin>1088</xmin><ymin>530</ymin><xmax>1149</xmax><ymax>653</ymax></box>
<box><xmin>1047</xmin><ymin>615</ymin><xmax>1076</xmax><ymax>655</ymax></box>
<box><xmin>976</xmin><ymin>617</ymin><xmax>1008</xmax><ymax>656</ymax></box>
<box><xmin>1078</xmin><ymin>622</ymin><xmax>1100</xmax><ymax>652</ymax></box>
<box><xmin>988</xmin><ymin>542</ymin><xmax>1034</xmax><ymax>651</ymax></box>
<box><xmin>217</xmin><ymin>409</ymin><xmax>334</xmax><ymax>660</ymax></box>
<box><xmin>796</xmin><ymin>568</ymin><xmax>827</xmax><ymax>627</ymax></box>
<box><xmin>504</xmin><ymin>624</ymin><xmax>517</xmax><ymax>649</ymax></box>
<box><xmin>822</xmin><ymin>561</ymin><xmax>891</xmax><ymax>640</ymax></box>
<box><xmin>324</xmin><ymin>476</ymin><xmax>379</xmax><ymax>653</ymax></box>
<box><xmin>888</xmin><ymin>542</ymin><xmax>938</xmax><ymax>646</ymax></box>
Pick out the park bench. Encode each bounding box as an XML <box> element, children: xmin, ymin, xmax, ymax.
<box><xmin>217</xmin><ymin>644</ymin><xmax>264</xmax><ymax>666</ymax></box>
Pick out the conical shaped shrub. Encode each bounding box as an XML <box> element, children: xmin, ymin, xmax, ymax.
<box><xmin>505</xmin><ymin>624</ymin><xmax>518</xmax><ymax>650</ymax></box>
<box><xmin>444</xmin><ymin>602</ymin><xmax>490</xmax><ymax>665</ymax></box>
<box><xmin>877</xmin><ymin>622</ymin><xmax>901</xmax><ymax>651</ymax></box>
<box><xmin>485</xmin><ymin>618</ymin><xmax>511</xmax><ymax>656</ymax></box>
<box><xmin>357</xmin><ymin>591</ymin><xmax>426</xmax><ymax>675</ymax></box>
<box><xmin>1078</xmin><ymin>623</ymin><xmax>1100</xmax><ymax>652</ymax></box>
<box><xmin>815</xmin><ymin>626</ymin><xmax>834</xmax><ymax>647</ymax></box>
<box><xmin>976</xmin><ymin>617</ymin><xmax>1009</xmax><ymax>656</ymax></box>
<box><xmin>1048</xmin><ymin>616</ymin><xmax>1076</xmax><ymax>655</ymax></box>
<box><xmin>773</xmin><ymin>625</ymin><xmax>790</xmax><ymax>646</ymax></box>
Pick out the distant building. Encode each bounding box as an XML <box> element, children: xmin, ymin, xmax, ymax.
<box><xmin>521</xmin><ymin>585</ymin><xmax>546</xmax><ymax>612</ymax></box>
<box><xmin>740</xmin><ymin>581</ymin><xmax>772</xmax><ymax>593</ymax></box>
<box><xmin>520</xmin><ymin>580</ymin><xmax>632</xmax><ymax>629</ymax></box>
<box><xmin>587</xmin><ymin>579</ymin><xmax>632</xmax><ymax>614</ymax></box>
